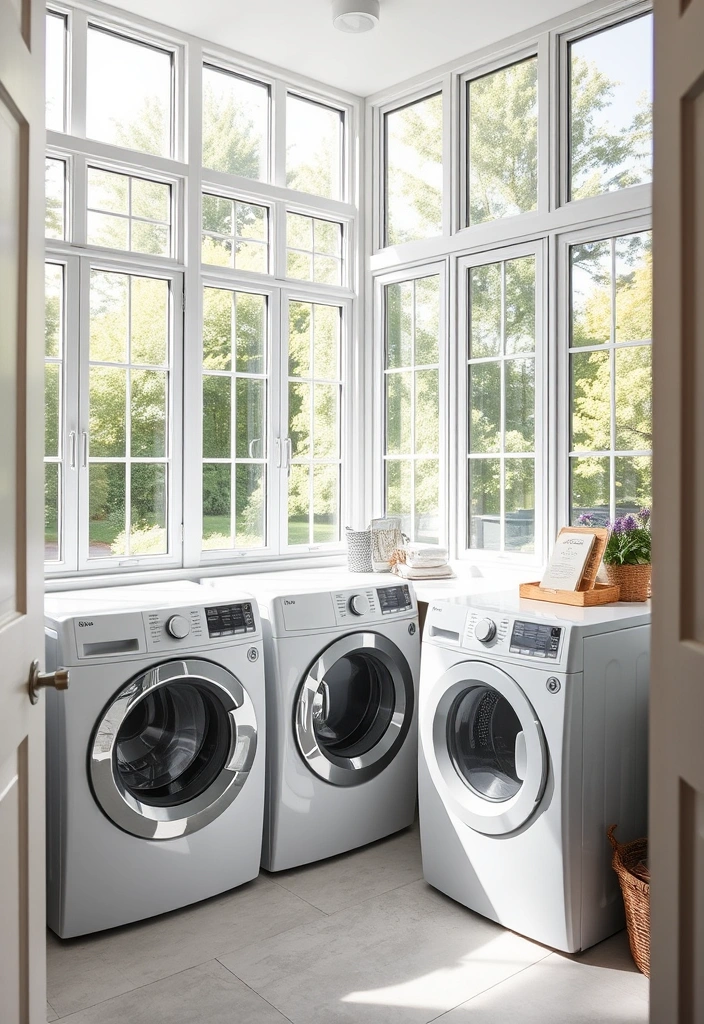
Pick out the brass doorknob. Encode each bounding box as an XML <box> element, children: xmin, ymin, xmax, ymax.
<box><xmin>28</xmin><ymin>660</ymin><xmax>70</xmax><ymax>705</ymax></box>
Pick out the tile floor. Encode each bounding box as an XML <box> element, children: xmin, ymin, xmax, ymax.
<box><xmin>47</xmin><ymin>824</ymin><xmax>649</xmax><ymax>1024</ymax></box>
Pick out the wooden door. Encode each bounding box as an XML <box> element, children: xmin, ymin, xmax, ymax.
<box><xmin>0</xmin><ymin>0</ymin><xmax>50</xmax><ymax>1021</ymax></box>
<box><xmin>650</xmin><ymin>0</ymin><xmax>704</xmax><ymax>1018</ymax></box>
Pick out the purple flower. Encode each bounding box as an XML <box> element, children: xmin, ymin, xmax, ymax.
<box><xmin>578</xmin><ymin>513</ymin><xmax>594</xmax><ymax>526</ymax></box>
<box><xmin>638</xmin><ymin>507</ymin><xmax>651</xmax><ymax>524</ymax></box>
<box><xmin>622</xmin><ymin>514</ymin><xmax>638</xmax><ymax>531</ymax></box>
<box><xmin>610</xmin><ymin>518</ymin><xmax>624</xmax><ymax>534</ymax></box>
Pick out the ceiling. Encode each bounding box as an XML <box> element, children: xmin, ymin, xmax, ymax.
<box><xmin>106</xmin><ymin>0</ymin><xmax>584</xmax><ymax>96</ymax></box>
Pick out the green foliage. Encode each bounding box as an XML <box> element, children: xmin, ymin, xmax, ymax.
<box><xmin>601</xmin><ymin>510</ymin><xmax>652</xmax><ymax>565</ymax></box>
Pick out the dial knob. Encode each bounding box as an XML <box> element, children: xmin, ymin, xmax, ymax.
<box><xmin>475</xmin><ymin>617</ymin><xmax>497</xmax><ymax>644</ymax></box>
<box><xmin>349</xmin><ymin>594</ymin><xmax>369</xmax><ymax>616</ymax></box>
<box><xmin>166</xmin><ymin>614</ymin><xmax>191</xmax><ymax>640</ymax></box>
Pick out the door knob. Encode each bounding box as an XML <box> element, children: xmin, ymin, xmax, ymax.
<box><xmin>28</xmin><ymin>660</ymin><xmax>70</xmax><ymax>705</ymax></box>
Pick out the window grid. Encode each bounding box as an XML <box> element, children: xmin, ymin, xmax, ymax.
<box><xmin>202</xmin><ymin>287</ymin><xmax>269</xmax><ymax>553</ymax></box>
<box><xmin>467</xmin><ymin>256</ymin><xmax>536</xmax><ymax>555</ymax></box>
<box><xmin>201</xmin><ymin>193</ymin><xmax>269</xmax><ymax>274</ymax></box>
<box><xmin>568</xmin><ymin>231</ymin><xmax>652</xmax><ymax>525</ymax></box>
<box><xmin>286</xmin><ymin>213</ymin><xmax>343</xmax><ymax>286</ymax></box>
<box><xmin>87</xmin><ymin>270</ymin><xmax>172</xmax><ymax>561</ymax></box>
<box><xmin>383</xmin><ymin>275</ymin><xmax>441</xmax><ymax>544</ymax></box>
<box><xmin>46</xmin><ymin>156</ymin><xmax>67</xmax><ymax>240</ymax></box>
<box><xmin>86</xmin><ymin>167</ymin><xmax>173</xmax><ymax>258</ymax></box>
<box><xmin>287</xmin><ymin>301</ymin><xmax>343</xmax><ymax>547</ymax></box>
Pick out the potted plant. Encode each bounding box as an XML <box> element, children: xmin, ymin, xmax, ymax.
<box><xmin>580</xmin><ymin>509</ymin><xmax>651</xmax><ymax>602</ymax></box>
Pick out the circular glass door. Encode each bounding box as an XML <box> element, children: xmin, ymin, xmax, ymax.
<box><xmin>90</xmin><ymin>659</ymin><xmax>257</xmax><ymax>840</ymax></box>
<box><xmin>295</xmin><ymin>632</ymin><xmax>414</xmax><ymax>786</ymax></box>
<box><xmin>423</xmin><ymin>662</ymin><xmax>547</xmax><ymax>835</ymax></box>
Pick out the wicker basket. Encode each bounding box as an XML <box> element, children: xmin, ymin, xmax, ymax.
<box><xmin>345</xmin><ymin>528</ymin><xmax>373</xmax><ymax>572</ymax></box>
<box><xmin>603</xmin><ymin>563</ymin><xmax>651</xmax><ymax>602</ymax></box>
<box><xmin>607</xmin><ymin>824</ymin><xmax>650</xmax><ymax>976</ymax></box>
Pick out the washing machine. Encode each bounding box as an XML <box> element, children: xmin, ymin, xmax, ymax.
<box><xmin>419</xmin><ymin>591</ymin><xmax>650</xmax><ymax>953</ymax></box>
<box><xmin>44</xmin><ymin>582</ymin><xmax>265</xmax><ymax>937</ymax></box>
<box><xmin>202</xmin><ymin>572</ymin><xmax>420</xmax><ymax>871</ymax></box>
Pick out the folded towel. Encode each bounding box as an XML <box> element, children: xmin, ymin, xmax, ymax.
<box><xmin>404</xmin><ymin>543</ymin><xmax>449</xmax><ymax>568</ymax></box>
<box><xmin>391</xmin><ymin>563</ymin><xmax>456</xmax><ymax>580</ymax></box>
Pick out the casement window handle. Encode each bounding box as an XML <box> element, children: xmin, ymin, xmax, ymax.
<box><xmin>68</xmin><ymin>430</ymin><xmax>77</xmax><ymax>470</ymax></box>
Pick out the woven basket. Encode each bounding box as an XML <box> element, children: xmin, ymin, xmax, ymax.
<box><xmin>607</xmin><ymin>825</ymin><xmax>650</xmax><ymax>976</ymax></box>
<box><xmin>603</xmin><ymin>563</ymin><xmax>651</xmax><ymax>602</ymax></box>
<box><xmin>345</xmin><ymin>528</ymin><xmax>373</xmax><ymax>573</ymax></box>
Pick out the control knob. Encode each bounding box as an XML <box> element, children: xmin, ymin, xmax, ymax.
<box><xmin>474</xmin><ymin>617</ymin><xmax>497</xmax><ymax>644</ymax></box>
<box><xmin>166</xmin><ymin>614</ymin><xmax>191</xmax><ymax>640</ymax></box>
<box><xmin>348</xmin><ymin>594</ymin><xmax>369</xmax><ymax>617</ymax></box>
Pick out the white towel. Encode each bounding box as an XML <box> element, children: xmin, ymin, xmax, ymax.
<box><xmin>391</xmin><ymin>563</ymin><xmax>455</xmax><ymax>580</ymax></box>
<box><xmin>404</xmin><ymin>543</ymin><xmax>449</xmax><ymax>569</ymax></box>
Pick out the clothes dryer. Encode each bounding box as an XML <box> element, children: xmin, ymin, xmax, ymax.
<box><xmin>44</xmin><ymin>582</ymin><xmax>265</xmax><ymax>937</ymax></box>
<box><xmin>202</xmin><ymin>573</ymin><xmax>420</xmax><ymax>871</ymax></box>
<box><xmin>419</xmin><ymin>592</ymin><xmax>650</xmax><ymax>952</ymax></box>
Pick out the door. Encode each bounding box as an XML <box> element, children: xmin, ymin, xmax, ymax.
<box><xmin>89</xmin><ymin>659</ymin><xmax>257</xmax><ymax>840</ymax></box>
<box><xmin>295</xmin><ymin>632</ymin><xmax>414</xmax><ymax>786</ymax></box>
<box><xmin>0</xmin><ymin>1</ymin><xmax>49</xmax><ymax>1022</ymax></box>
<box><xmin>650</xmin><ymin>0</ymin><xmax>704</xmax><ymax>1018</ymax></box>
<box><xmin>421</xmin><ymin>661</ymin><xmax>547</xmax><ymax>836</ymax></box>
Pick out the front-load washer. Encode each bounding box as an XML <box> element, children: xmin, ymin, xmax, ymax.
<box><xmin>419</xmin><ymin>591</ymin><xmax>650</xmax><ymax>953</ymax></box>
<box><xmin>202</xmin><ymin>572</ymin><xmax>420</xmax><ymax>871</ymax></box>
<box><xmin>44</xmin><ymin>582</ymin><xmax>265</xmax><ymax>937</ymax></box>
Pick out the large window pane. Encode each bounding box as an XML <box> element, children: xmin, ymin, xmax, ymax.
<box><xmin>383</xmin><ymin>274</ymin><xmax>441</xmax><ymax>542</ymax></box>
<box><xmin>45</xmin><ymin>158</ymin><xmax>66</xmax><ymax>240</ymax></box>
<box><xmin>467</xmin><ymin>254</ymin><xmax>537</xmax><ymax>553</ymax></box>
<box><xmin>569</xmin><ymin>14</ymin><xmax>653</xmax><ymax>201</ymax></box>
<box><xmin>202</xmin><ymin>65</ymin><xmax>269</xmax><ymax>180</ymax></box>
<box><xmin>46</xmin><ymin>12</ymin><xmax>67</xmax><ymax>133</ymax></box>
<box><xmin>88</xmin><ymin>270</ymin><xmax>173</xmax><ymax>559</ymax></box>
<box><xmin>568</xmin><ymin>231</ymin><xmax>652</xmax><ymax>524</ymax></box>
<box><xmin>287</xmin><ymin>301</ymin><xmax>342</xmax><ymax>546</ymax></box>
<box><xmin>202</xmin><ymin>287</ymin><xmax>268</xmax><ymax>551</ymax></box>
<box><xmin>385</xmin><ymin>93</ymin><xmax>443</xmax><ymax>246</ymax></box>
<box><xmin>45</xmin><ymin>263</ymin><xmax>64</xmax><ymax>563</ymax></box>
<box><xmin>286</xmin><ymin>95</ymin><xmax>343</xmax><ymax>200</ymax></box>
<box><xmin>468</xmin><ymin>58</ymin><xmax>538</xmax><ymax>226</ymax></box>
<box><xmin>86</xmin><ymin>27</ymin><xmax>173</xmax><ymax>157</ymax></box>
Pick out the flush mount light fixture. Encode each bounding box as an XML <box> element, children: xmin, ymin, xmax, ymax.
<box><xmin>332</xmin><ymin>0</ymin><xmax>380</xmax><ymax>33</ymax></box>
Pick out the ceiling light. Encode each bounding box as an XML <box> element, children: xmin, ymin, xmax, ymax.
<box><xmin>332</xmin><ymin>0</ymin><xmax>380</xmax><ymax>33</ymax></box>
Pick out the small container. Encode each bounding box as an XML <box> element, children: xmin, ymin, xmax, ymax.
<box><xmin>345</xmin><ymin>527</ymin><xmax>373</xmax><ymax>573</ymax></box>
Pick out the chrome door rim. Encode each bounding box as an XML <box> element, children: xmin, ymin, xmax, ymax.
<box><xmin>294</xmin><ymin>632</ymin><xmax>414</xmax><ymax>787</ymax></box>
<box><xmin>425</xmin><ymin>661</ymin><xmax>547</xmax><ymax>835</ymax></box>
<box><xmin>89</xmin><ymin>658</ymin><xmax>257</xmax><ymax>840</ymax></box>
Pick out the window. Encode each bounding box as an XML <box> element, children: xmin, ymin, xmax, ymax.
<box><xmin>87</xmin><ymin>269</ymin><xmax>175</xmax><ymax>560</ymax></box>
<box><xmin>46</xmin><ymin>157</ymin><xmax>66</xmax><ymax>240</ymax></box>
<box><xmin>45</xmin><ymin>263</ymin><xmax>65</xmax><ymax>562</ymax></box>
<box><xmin>569</xmin><ymin>15</ymin><xmax>653</xmax><ymax>201</ymax></box>
<box><xmin>202</xmin><ymin>287</ymin><xmax>268</xmax><ymax>551</ymax></box>
<box><xmin>569</xmin><ymin>230</ymin><xmax>652</xmax><ymax>524</ymax></box>
<box><xmin>87</xmin><ymin>168</ymin><xmax>172</xmax><ymax>257</ymax></box>
<box><xmin>467</xmin><ymin>57</ymin><xmax>538</xmax><ymax>226</ymax></box>
<box><xmin>286</xmin><ymin>95</ymin><xmax>344</xmax><ymax>200</ymax></box>
<box><xmin>383</xmin><ymin>274</ymin><xmax>442</xmax><ymax>544</ymax></box>
<box><xmin>287</xmin><ymin>301</ymin><xmax>343</xmax><ymax>546</ymax></box>
<box><xmin>466</xmin><ymin>254</ymin><xmax>537</xmax><ymax>554</ymax></box>
<box><xmin>46</xmin><ymin>11</ymin><xmax>67</xmax><ymax>133</ymax></box>
<box><xmin>201</xmin><ymin>194</ymin><xmax>269</xmax><ymax>273</ymax></box>
<box><xmin>202</xmin><ymin>65</ymin><xmax>269</xmax><ymax>180</ymax></box>
<box><xmin>384</xmin><ymin>93</ymin><xmax>443</xmax><ymax>246</ymax></box>
<box><xmin>86</xmin><ymin>27</ymin><xmax>173</xmax><ymax>157</ymax></box>
<box><xmin>286</xmin><ymin>213</ymin><xmax>343</xmax><ymax>285</ymax></box>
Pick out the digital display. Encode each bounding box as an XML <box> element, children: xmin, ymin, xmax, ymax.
<box><xmin>510</xmin><ymin>620</ymin><xmax>561</xmax><ymax>659</ymax></box>
<box><xmin>377</xmin><ymin>585</ymin><xmax>412</xmax><ymax>615</ymax></box>
<box><xmin>206</xmin><ymin>602</ymin><xmax>256</xmax><ymax>638</ymax></box>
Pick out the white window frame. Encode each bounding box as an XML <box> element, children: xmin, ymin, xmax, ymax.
<box><xmin>456</xmin><ymin>240</ymin><xmax>547</xmax><ymax>568</ymax></box>
<box><xmin>373</xmin><ymin>261</ymin><xmax>449</xmax><ymax>548</ymax></box>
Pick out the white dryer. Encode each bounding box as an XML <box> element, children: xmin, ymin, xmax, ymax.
<box><xmin>202</xmin><ymin>573</ymin><xmax>420</xmax><ymax>871</ymax></box>
<box><xmin>44</xmin><ymin>582</ymin><xmax>265</xmax><ymax>938</ymax></box>
<box><xmin>419</xmin><ymin>592</ymin><xmax>650</xmax><ymax>953</ymax></box>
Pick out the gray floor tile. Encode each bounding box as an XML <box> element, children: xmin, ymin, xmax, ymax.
<box><xmin>433</xmin><ymin>931</ymin><xmax>649</xmax><ymax>1024</ymax></box>
<box><xmin>47</xmin><ymin>875</ymin><xmax>323</xmax><ymax>1017</ymax></box>
<box><xmin>219</xmin><ymin>879</ymin><xmax>549</xmax><ymax>1024</ymax></box>
<box><xmin>270</xmin><ymin>825</ymin><xmax>423</xmax><ymax>914</ymax></box>
<box><xmin>46</xmin><ymin>1001</ymin><xmax>58</xmax><ymax>1023</ymax></box>
<box><xmin>56</xmin><ymin>960</ymin><xmax>291</xmax><ymax>1024</ymax></box>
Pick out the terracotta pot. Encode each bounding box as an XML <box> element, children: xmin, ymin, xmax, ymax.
<box><xmin>603</xmin><ymin>563</ymin><xmax>651</xmax><ymax>602</ymax></box>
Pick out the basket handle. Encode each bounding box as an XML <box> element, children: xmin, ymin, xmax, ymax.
<box><xmin>607</xmin><ymin>824</ymin><xmax>620</xmax><ymax>851</ymax></box>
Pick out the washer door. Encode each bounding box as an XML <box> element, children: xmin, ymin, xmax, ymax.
<box><xmin>295</xmin><ymin>632</ymin><xmax>414</xmax><ymax>787</ymax></box>
<box><xmin>427</xmin><ymin>661</ymin><xmax>547</xmax><ymax>835</ymax></box>
<box><xmin>89</xmin><ymin>658</ymin><xmax>257</xmax><ymax>840</ymax></box>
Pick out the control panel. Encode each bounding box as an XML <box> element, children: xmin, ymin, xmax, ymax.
<box><xmin>509</xmin><ymin>621</ymin><xmax>562</xmax><ymax>660</ymax></box>
<box><xmin>205</xmin><ymin>602</ymin><xmax>257</xmax><ymax>638</ymax></box>
<box><xmin>377</xmin><ymin>585</ymin><xmax>413</xmax><ymax>615</ymax></box>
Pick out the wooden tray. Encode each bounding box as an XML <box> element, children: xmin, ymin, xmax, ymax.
<box><xmin>519</xmin><ymin>581</ymin><xmax>621</xmax><ymax>606</ymax></box>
